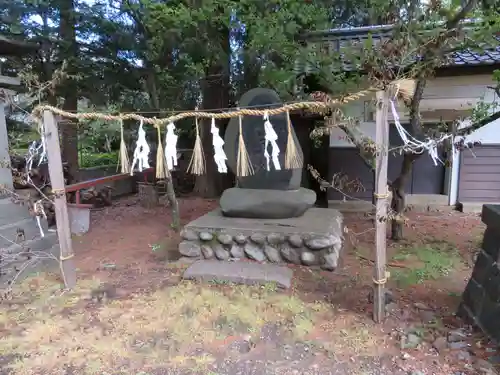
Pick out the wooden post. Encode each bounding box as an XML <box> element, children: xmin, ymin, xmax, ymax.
<box><xmin>165</xmin><ymin>167</ymin><xmax>180</xmax><ymax>231</ymax></box>
<box><xmin>43</xmin><ymin>111</ymin><xmax>77</xmax><ymax>289</ymax></box>
<box><xmin>373</xmin><ymin>90</ymin><xmax>390</xmax><ymax>323</ymax></box>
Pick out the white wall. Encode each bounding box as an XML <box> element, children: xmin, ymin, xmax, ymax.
<box><xmin>330</xmin><ymin>74</ymin><xmax>499</xmax><ymax>147</ymax></box>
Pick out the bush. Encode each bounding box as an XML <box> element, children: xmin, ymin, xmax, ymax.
<box><xmin>79</xmin><ymin>151</ymin><xmax>118</xmax><ymax>168</ymax></box>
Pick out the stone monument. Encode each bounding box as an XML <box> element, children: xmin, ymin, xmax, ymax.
<box><xmin>220</xmin><ymin>88</ymin><xmax>316</xmax><ymax>219</ymax></box>
<box><xmin>178</xmin><ymin>88</ymin><xmax>344</xmax><ymax>272</ymax></box>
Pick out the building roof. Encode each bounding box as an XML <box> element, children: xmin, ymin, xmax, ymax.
<box><xmin>299</xmin><ymin>24</ymin><xmax>500</xmax><ymax>73</ymax></box>
<box><xmin>0</xmin><ymin>35</ymin><xmax>38</xmax><ymax>57</ymax></box>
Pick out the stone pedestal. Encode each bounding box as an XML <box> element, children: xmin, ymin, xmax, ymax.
<box><xmin>458</xmin><ymin>204</ymin><xmax>500</xmax><ymax>342</ymax></box>
<box><xmin>178</xmin><ymin>208</ymin><xmax>343</xmax><ymax>271</ymax></box>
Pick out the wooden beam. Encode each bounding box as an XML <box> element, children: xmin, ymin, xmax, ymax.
<box><xmin>43</xmin><ymin>111</ymin><xmax>77</xmax><ymax>289</ymax></box>
<box><xmin>373</xmin><ymin>90</ymin><xmax>390</xmax><ymax>323</ymax></box>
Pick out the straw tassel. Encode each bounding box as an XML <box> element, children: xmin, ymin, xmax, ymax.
<box><xmin>285</xmin><ymin>110</ymin><xmax>303</xmax><ymax>169</ymax></box>
<box><xmin>187</xmin><ymin>115</ymin><xmax>206</xmax><ymax>175</ymax></box>
<box><xmin>118</xmin><ymin>119</ymin><xmax>130</xmax><ymax>174</ymax></box>
<box><xmin>236</xmin><ymin>113</ymin><xmax>254</xmax><ymax>177</ymax></box>
<box><xmin>155</xmin><ymin>124</ymin><xmax>166</xmax><ymax>179</ymax></box>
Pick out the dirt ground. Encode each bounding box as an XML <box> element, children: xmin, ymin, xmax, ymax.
<box><xmin>1</xmin><ymin>196</ymin><xmax>499</xmax><ymax>375</ymax></box>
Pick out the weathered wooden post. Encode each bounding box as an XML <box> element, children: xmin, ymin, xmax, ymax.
<box><xmin>43</xmin><ymin>111</ymin><xmax>77</xmax><ymax>288</ymax></box>
<box><xmin>373</xmin><ymin>89</ymin><xmax>390</xmax><ymax>322</ymax></box>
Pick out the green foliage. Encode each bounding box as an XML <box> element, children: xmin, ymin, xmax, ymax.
<box><xmin>79</xmin><ymin>151</ymin><xmax>118</xmax><ymax>168</ymax></box>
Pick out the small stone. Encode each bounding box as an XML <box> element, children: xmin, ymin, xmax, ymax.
<box><xmin>456</xmin><ymin>350</ymin><xmax>471</xmax><ymax>362</ymax></box>
<box><xmin>181</xmin><ymin>229</ymin><xmax>198</xmax><ymax>241</ymax></box>
<box><xmin>287</xmin><ymin>234</ymin><xmax>303</xmax><ymax>248</ymax></box>
<box><xmin>179</xmin><ymin>241</ymin><xmax>201</xmax><ymax>257</ymax></box>
<box><xmin>304</xmin><ymin>236</ymin><xmax>337</xmax><ymax>250</ymax></box>
<box><xmin>250</xmin><ymin>233</ymin><xmax>266</xmax><ymax>245</ymax></box>
<box><xmin>217</xmin><ymin>233</ymin><xmax>233</xmax><ymax>245</ymax></box>
<box><xmin>419</xmin><ymin>310</ymin><xmax>436</xmax><ymax>323</ymax></box>
<box><xmin>201</xmin><ymin>245</ymin><xmax>214</xmax><ymax>259</ymax></box>
<box><xmin>267</xmin><ymin>233</ymin><xmax>285</xmax><ymax>245</ymax></box>
<box><xmin>244</xmin><ymin>243</ymin><xmax>266</xmax><ymax>262</ymax></box>
<box><xmin>321</xmin><ymin>251</ymin><xmax>339</xmax><ymax>271</ymax></box>
<box><xmin>414</xmin><ymin>302</ymin><xmax>431</xmax><ymax>310</ymax></box>
<box><xmin>199</xmin><ymin>232</ymin><xmax>213</xmax><ymax>241</ymax></box>
<box><xmin>408</xmin><ymin>371</ymin><xmax>424</xmax><ymax>375</ymax></box>
<box><xmin>448</xmin><ymin>341</ymin><xmax>468</xmax><ymax>350</ymax></box>
<box><xmin>234</xmin><ymin>234</ymin><xmax>247</xmax><ymax>245</ymax></box>
<box><xmin>401</xmin><ymin>352</ymin><xmax>411</xmax><ymax>360</ymax></box>
<box><xmin>213</xmin><ymin>244</ymin><xmax>230</xmax><ymax>260</ymax></box>
<box><xmin>301</xmin><ymin>251</ymin><xmax>317</xmax><ymax>266</ymax></box>
<box><xmin>264</xmin><ymin>245</ymin><xmax>282</xmax><ymax>263</ymax></box>
<box><xmin>448</xmin><ymin>329</ymin><xmax>468</xmax><ymax>342</ymax></box>
<box><xmin>280</xmin><ymin>246</ymin><xmax>301</xmax><ymax>264</ymax></box>
<box><xmin>432</xmin><ymin>336</ymin><xmax>448</xmax><ymax>353</ymax></box>
<box><xmin>230</xmin><ymin>244</ymin><xmax>245</xmax><ymax>258</ymax></box>
<box><xmin>401</xmin><ymin>333</ymin><xmax>421</xmax><ymax>349</ymax></box>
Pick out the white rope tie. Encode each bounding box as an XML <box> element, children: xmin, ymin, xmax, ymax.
<box><xmin>130</xmin><ymin>120</ymin><xmax>150</xmax><ymax>175</ymax></box>
<box><xmin>211</xmin><ymin>118</ymin><xmax>227</xmax><ymax>173</ymax></box>
<box><xmin>390</xmin><ymin>100</ymin><xmax>451</xmax><ymax>166</ymax></box>
<box><xmin>263</xmin><ymin>111</ymin><xmax>281</xmax><ymax>171</ymax></box>
<box><xmin>165</xmin><ymin>121</ymin><xmax>178</xmax><ymax>171</ymax></box>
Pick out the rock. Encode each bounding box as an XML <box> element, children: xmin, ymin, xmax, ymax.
<box><xmin>287</xmin><ymin>234</ymin><xmax>303</xmax><ymax>248</ymax></box>
<box><xmin>456</xmin><ymin>350</ymin><xmax>471</xmax><ymax>362</ymax></box>
<box><xmin>217</xmin><ymin>233</ymin><xmax>233</xmax><ymax>245</ymax></box>
<box><xmin>230</xmin><ymin>244</ymin><xmax>245</xmax><ymax>258</ymax></box>
<box><xmin>474</xmin><ymin>358</ymin><xmax>497</xmax><ymax>375</ymax></box>
<box><xmin>179</xmin><ymin>241</ymin><xmax>201</xmax><ymax>257</ymax></box>
<box><xmin>267</xmin><ymin>233</ymin><xmax>285</xmax><ymax>245</ymax></box>
<box><xmin>385</xmin><ymin>302</ymin><xmax>398</xmax><ymax>313</ymax></box>
<box><xmin>264</xmin><ymin>245</ymin><xmax>282</xmax><ymax>263</ymax></box>
<box><xmin>432</xmin><ymin>336</ymin><xmax>448</xmax><ymax>353</ymax></box>
<box><xmin>181</xmin><ymin>229</ymin><xmax>199</xmax><ymax>241</ymax></box>
<box><xmin>419</xmin><ymin>310</ymin><xmax>436</xmax><ymax>323</ymax></box>
<box><xmin>244</xmin><ymin>243</ymin><xmax>266</xmax><ymax>262</ymax></box>
<box><xmin>367</xmin><ymin>288</ymin><xmax>394</xmax><ymax>305</ymax></box>
<box><xmin>228</xmin><ymin>338</ymin><xmax>253</xmax><ymax>354</ymax></box>
<box><xmin>280</xmin><ymin>246</ymin><xmax>301</xmax><ymax>264</ymax></box>
<box><xmin>301</xmin><ymin>251</ymin><xmax>317</xmax><ymax>266</ymax></box>
<box><xmin>250</xmin><ymin>233</ymin><xmax>266</xmax><ymax>245</ymax></box>
<box><xmin>199</xmin><ymin>231</ymin><xmax>213</xmax><ymax>241</ymax></box>
<box><xmin>321</xmin><ymin>251</ymin><xmax>340</xmax><ymax>271</ymax></box>
<box><xmin>201</xmin><ymin>245</ymin><xmax>214</xmax><ymax>259</ymax></box>
<box><xmin>414</xmin><ymin>302</ymin><xmax>431</xmax><ymax>310</ymax></box>
<box><xmin>223</xmin><ymin>88</ymin><xmax>304</xmax><ymax>190</ymax></box>
<box><xmin>305</xmin><ymin>236</ymin><xmax>338</xmax><ymax>250</ymax></box>
<box><xmin>220</xmin><ymin>187</ymin><xmax>316</xmax><ymax>219</ymax></box>
<box><xmin>448</xmin><ymin>329</ymin><xmax>468</xmax><ymax>342</ymax></box>
<box><xmin>213</xmin><ymin>244</ymin><xmax>230</xmax><ymax>260</ymax></box>
<box><xmin>448</xmin><ymin>341</ymin><xmax>468</xmax><ymax>350</ymax></box>
<box><xmin>401</xmin><ymin>333</ymin><xmax>421</xmax><ymax>349</ymax></box>
<box><xmin>234</xmin><ymin>234</ymin><xmax>247</xmax><ymax>245</ymax></box>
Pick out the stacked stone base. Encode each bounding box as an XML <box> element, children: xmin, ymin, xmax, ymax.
<box><xmin>458</xmin><ymin>205</ymin><xmax>500</xmax><ymax>343</ymax></box>
<box><xmin>178</xmin><ymin>208</ymin><xmax>343</xmax><ymax>271</ymax></box>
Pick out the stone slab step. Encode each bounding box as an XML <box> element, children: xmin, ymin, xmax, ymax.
<box><xmin>3</xmin><ymin>231</ymin><xmax>58</xmax><ymax>255</ymax></box>
<box><xmin>182</xmin><ymin>260</ymin><xmax>293</xmax><ymax>289</ymax></box>
<box><xmin>0</xmin><ymin>198</ymin><xmax>33</xmax><ymax>226</ymax></box>
<box><xmin>0</xmin><ymin>216</ymin><xmax>49</xmax><ymax>247</ymax></box>
<box><xmin>0</xmin><ymin>243</ymin><xmax>60</xmax><ymax>288</ymax></box>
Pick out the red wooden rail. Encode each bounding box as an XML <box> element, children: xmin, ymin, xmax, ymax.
<box><xmin>65</xmin><ymin>167</ymin><xmax>154</xmax><ymax>204</ymax></box>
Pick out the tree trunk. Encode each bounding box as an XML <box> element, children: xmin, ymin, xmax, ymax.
<box><xmin>58</xmin><ymin>0</ymin><xmax>79</xmax><ymax>183</ymax></box>
<box><xmin>193</xmin><ymin>17</ymin><xmax>230</xmax><ymax>198</ymax></box>
<box><xmin>390</xmin><ymin>78</ymin><xmax>426</xmax><ymax>240</ymax></box>
<box><xmin>390</xmin><ymin>152</ymin><xmax>420</xmax><ymax>240</ymax></box>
